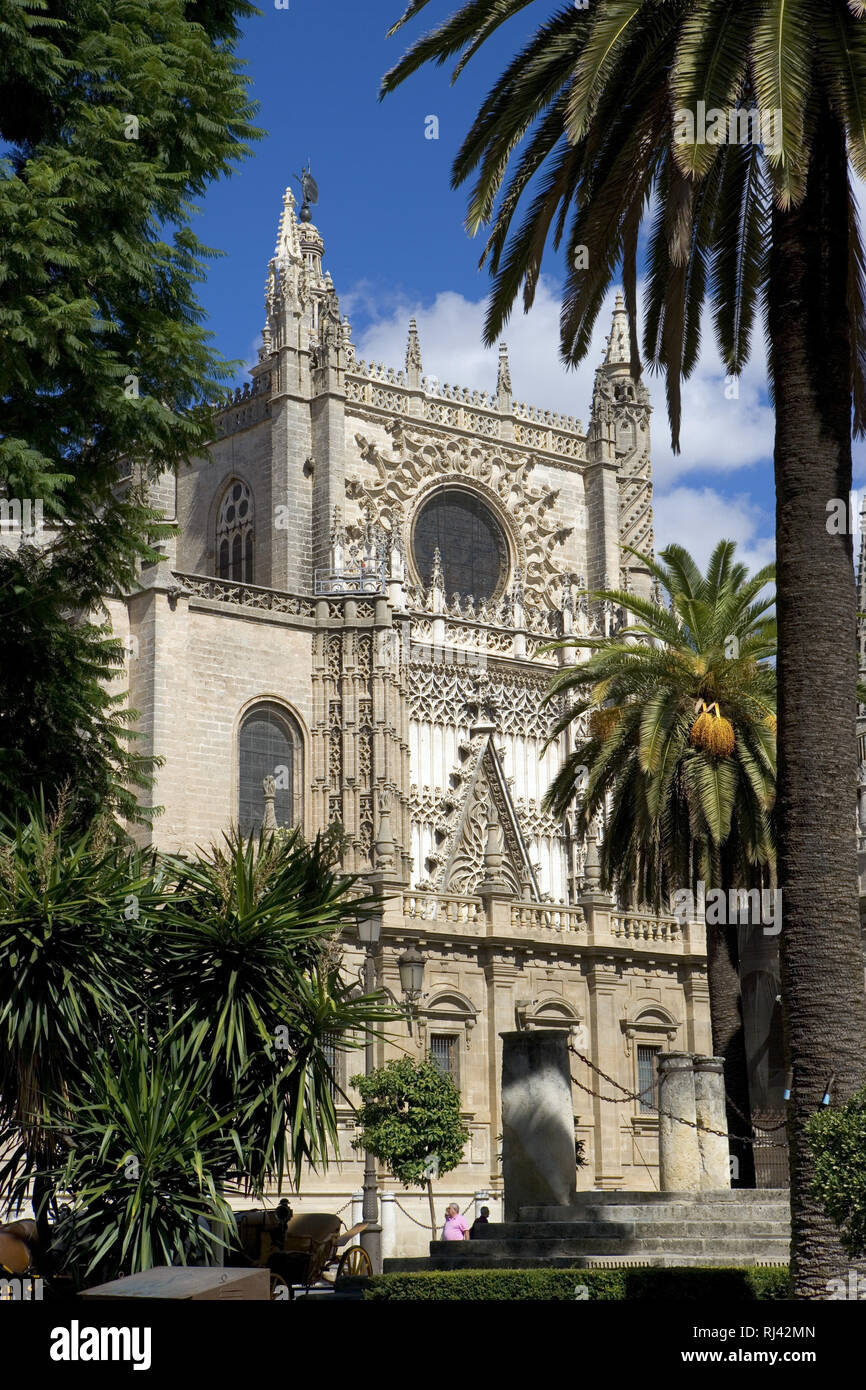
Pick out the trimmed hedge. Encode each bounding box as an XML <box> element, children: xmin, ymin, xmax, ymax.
<box><xmin>364</xmin><ymin>1266</ymin><xmax>792</xmax><ymax>1301</ymax></box>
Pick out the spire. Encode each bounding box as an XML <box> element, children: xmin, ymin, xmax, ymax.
<box><xmin>497</xmin><ymin>341</ymin><xmax>512</xmax><ymax>402</ymax></box>
<box><xmin>274</xmin><ymin>187</ymin><xmax>302</xmax><ymax>267</ymax></box>
<box><xmin>604</xmin><ymin>290</ymin><xmax>630</xmax><ymax>366</ymax></box>
<box><xmin>406</xmin><ymin>317</ymin><xmax>423</xmax><ymax>387</ymax></box>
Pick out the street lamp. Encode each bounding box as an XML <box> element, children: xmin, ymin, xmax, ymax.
<box><xmin>357</xmin><ymin>916</ymin><xmax>383</xmax><ymax>1274</ymax></box>
<box><xmin>397</xmin><ymin>945</ymin><xmax>425</xmax><ymax>1008</ymax></box>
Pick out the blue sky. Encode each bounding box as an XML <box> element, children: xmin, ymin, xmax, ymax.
<box><xmin>191</xmin><ymin>1</ymin><xmax>865</xmax><ymax>575</ymax></box>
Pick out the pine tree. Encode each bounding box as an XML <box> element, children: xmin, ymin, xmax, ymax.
<box><xmin>0</xmin><ymin>0</ymin><xmax>260</xmax><ymax>824</ymax></box>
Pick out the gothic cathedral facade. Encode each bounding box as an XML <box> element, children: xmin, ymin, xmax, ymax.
<box><xmin>109</xmin><ymin>188</ymin><xmax>712</xmax><ymax>1253</ymax></box>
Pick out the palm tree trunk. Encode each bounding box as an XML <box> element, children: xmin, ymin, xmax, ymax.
<box><xmin>768</xmin><ymin>95</ymin><xmax>866</xmax><ymax>1297</ymax></box>
<box><xmin>705</xmin><ymin>917</ymin><xmax>755</xmax><ymax>1187</ymax></box>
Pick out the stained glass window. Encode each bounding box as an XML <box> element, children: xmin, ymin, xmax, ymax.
<box><xmin>413</xmin><ymin>489</ymin><xmax>507</xmax><ymax>601</ymax></box>
<box><xmin>237</xmin><ymin>704</ymin><xmax>300</xmax><ymax>834</ymax></box>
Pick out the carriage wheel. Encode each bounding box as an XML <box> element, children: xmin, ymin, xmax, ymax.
<box><xmin>336</xmin><ymin>1245</ymin><xmax>372</xmax><ymax>1278</ymax></box>
<box><xmin>270</xmin><ymin>1272</ymin><xmax>292</xmax><ymax>1301</ymax></box>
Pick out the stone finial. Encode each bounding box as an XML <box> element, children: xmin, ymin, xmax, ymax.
<box><xmin>262</xmin><ymin>775</ymin><xmax>277</xmax><ymax>833</ymax></box>
<box><xmin>405</xmin><ymin>317</ymin><xmax>423</xmax><ymax>386</ymax></box>
<box><xmin>604</xmin><ymin>289</ymin><xmax>630</xmax><ymax>366</ymax></box>
<box><xmin>275</xmin><ymin>187</ymin><xmax>302</xmax><ymax>265</ymax></box>
<box><xmin>497</xmin><ymin>342</ymin><xmax>512</xmax><ymax>402</ymax></box>
<box><xmin>584</xmin><ymin>819</ymin><xmax>602</xmax><ymax>890</ymax></box>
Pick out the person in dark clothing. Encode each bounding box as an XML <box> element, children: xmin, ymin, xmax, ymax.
<box><xmin>469</xmin><ymin>1206</ymin><xmax>490</xmax><ymax>1239</ymax></box>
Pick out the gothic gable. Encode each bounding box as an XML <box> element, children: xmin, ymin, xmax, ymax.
<box><xmin>436</xmin><ymin>724</ymin><xmax>540</xmax><ymax>900</ymax></box>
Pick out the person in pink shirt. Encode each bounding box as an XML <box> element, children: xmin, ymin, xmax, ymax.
<box><xmin>442</xmin><ymin>1203</ymin><xmax>469</xmax><ymax>1241</ymax></box>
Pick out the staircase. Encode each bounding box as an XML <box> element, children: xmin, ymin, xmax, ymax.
<box><xmin>383</xmin><ymin>1191</ymin><xmax>790</xmax><ymax>1271</ymax></box>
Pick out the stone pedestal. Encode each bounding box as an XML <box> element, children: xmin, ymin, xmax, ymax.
<box><xmin>380</xmin><ymin>1192</ymin><xmax>396</xmax><ymax>1259</ymax></box>
<box><xmin>500</xmin><ymin>1030</ymin><xmax>577</xmax><ymax>1221</ymax></box>
<box><xmin>693</xmin><ymin>1056</ymin><xmax>731</xmax><ymax>1190</ymax></box>
<box><xmin>657</xmin><ymin>1053</ymin><xmax>701</xmax><ymax>1192</ymax></box>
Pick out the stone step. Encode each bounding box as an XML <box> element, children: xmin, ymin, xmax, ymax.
<box><xmin>529</xmin><ymin>1189</ymin><xmax>789</xmax><ymax>1205</ymax></box>
<box><xmin>384</xmin><ymin>1253</ymin><xmax>788</xmax><ymax>1272</ymax></box>
<box><xmin>521</xmin><ymin>1202</ymin><xmax>790</xmax><ymax>1224</ymax></box>
<box><xmin>475</xmin><ymin>1221</ymin><xmax>789</xmax><ymax>1241</ymax></box>
<box><xmin>429</xmin><ymin>1237</ymin><xmax>789</xmax><ymax>1259</ymax></box>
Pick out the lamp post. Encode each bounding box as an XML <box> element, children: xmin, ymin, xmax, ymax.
<box><xmin>356</xmin><ymin>920</ymin><xmax>426</xmax><ymax>1273</ymax></box>
<box><xmin>357</xmin><ymin>915</ymin><xmax>383</xmax><ymax>1274</ymax></box>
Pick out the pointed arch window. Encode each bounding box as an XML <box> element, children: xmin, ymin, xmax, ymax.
<box><xmin>217</xmin><ymin>479</ymin><xmax>254</xmax><ymax>582</ymax></box>
<box><xmin>237</xmin><ymin>703</ymin><xmax>303</xmax><ymax>835</ymax></box>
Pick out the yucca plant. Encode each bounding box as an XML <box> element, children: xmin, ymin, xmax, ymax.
<box><xmin>0</xmin><ymin>796</ymin><xmax>158</xmax><ymax>1233</ymax></box>
<box><xmin>383</xmin><ymin>0</ymin><xmax>866</xmax><ymax>1297</ymax></box>
<box><xmin>52</xmin><ymin>1032</ymin><xmax>241</xmax><ymax>1286</ymax></box>
<box><xmin>151</xmin><ymin>828</ymin><xmax>398</xmax><ymax>1190</ymax></box>
<box><xmin>545</xmin><ymin>540</ymin><xmax>776</xmax><ymax>1183</ymax></box>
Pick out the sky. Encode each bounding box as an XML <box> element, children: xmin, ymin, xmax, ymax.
<box><xmin>191</xmin><ymin>0</ymin><xmax>866</xmax><ymax>576</ymax></box>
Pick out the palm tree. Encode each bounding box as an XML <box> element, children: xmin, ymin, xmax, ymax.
<box><xmin>382</xmin><ymin>0</ymin><xmax>866</xmax><ymax>1296</ymax></box>
<box><xmin>152</xmin><ymin>827</ymin><xmax>397</xmax><ymax>1190</ymax></box>
<box><xmin>545</xmin><ymin>539</ymin><xmax>776</xmax><ymax>1185</ymax></box>
<box><xmin>0</xmin><ymin>799</ymin><xmax>156</xmax><ymax>1250</ymax></box>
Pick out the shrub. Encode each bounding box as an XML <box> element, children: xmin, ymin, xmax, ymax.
<box><xmin>363</xmin><ymin>1266</ymin><xmax>791</xmax><ymax>1301</ymax></box>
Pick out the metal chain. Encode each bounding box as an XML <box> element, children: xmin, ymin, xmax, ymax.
<box><xmin>568</xmin><ymin>1044</ymin><xmax>787</xmax><ymax>1150</ymax></box>
<box><xmin>392</xmin><ymin>1198</ymin><xmax>435</xmax><ymax>1231</ymax></box>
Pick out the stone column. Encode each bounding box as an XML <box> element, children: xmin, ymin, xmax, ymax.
<box><xmin>657</xmin><ymin>1052</ymin><xmax>701</xmax><ymax>1192</ymax></box>
<box><xmin>500</xmin><ymin>1029</ymin><xmax>577</xmax><ymax>1221</ymax></box>
<box><xmin>693</xmin><ymin>1056</ymin><xmax>731</xmax><ymax>1191</ymax></box>
<box><xmin>380</xmin><ymin>1192</ymin><xmax>396</xmax><ymax>1259</ymax></box>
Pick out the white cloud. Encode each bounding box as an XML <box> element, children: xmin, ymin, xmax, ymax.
<box><xmin>654</xmin><ymin>486</ymin><xmax>774</xmax><ymax>575</ymax></box>
<box><xmin>346</xmin><ymin>279</ymin><xmax>777</xmax><ymax>488</ymax></box>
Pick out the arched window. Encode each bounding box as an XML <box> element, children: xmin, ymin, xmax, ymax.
<box><xmin>237</xmin><ymin>703</ymin><xmax>303</xmax><ymax>835</ymax></box>
<box><xmin>217</xmin><ymin>479</ymin><xmax>254</xmax><ymax>582</ymax></box>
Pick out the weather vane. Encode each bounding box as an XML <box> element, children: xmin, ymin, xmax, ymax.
<box><xmin>293</xmin><ymin>161</ymin><xmax>319</xmax><ymax>222</ymax></box>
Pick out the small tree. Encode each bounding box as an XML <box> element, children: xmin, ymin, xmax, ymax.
<box><xmin>351</xmin><ymin>1056</ymin><xmax>469</xmax><ymax>1236</ymax></box>
<box><xmin>807</xmin><ymin>1088</ymin><xmax>866</xmax><ymax>1259</ymax></box>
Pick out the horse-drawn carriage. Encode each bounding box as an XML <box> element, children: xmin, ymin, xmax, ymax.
<box><xmin>2</xmin><ymin>1203</ymin><xmax>372</xmax><ymax>1301</ymax></box>
<box><xmin>229</xmin><ymin>1205</ymin><xmax>372</xmax><ymax>1298</ymax></box>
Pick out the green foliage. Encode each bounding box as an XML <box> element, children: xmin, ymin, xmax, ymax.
<box><xmin>544</xmin><ymin>540</ymin><xmax>776</xmax><ymax>906</ymax></box>
<box><xmin>0</xmin><ymin>0</ymin><xmax>261</xmax><ymax>824</ymax></box>
<box><xmin>381</xmin><ymin>0</ymin><xmax>866</xmax><ymax>441</ymax></box>
<box><xmin>351</xmin><ymin>1055</ymin><xmax>469</xmax><ymax>1187</ymax></box>
<box><xmin>53</xmin><ymin>1032</ymin><xmax>241</xmax><ymax>1286</ymax></box>
<box><xmin>151</xmin><ymin>828</ymin><xmax>396</xmax><ymax>1189</ymax></box>
<box><xmin>364</xmin><ymin>1266</ymin><xmax>792</xmax><ymax>1301</ymax></box>
<box><xmin>0</xmin><ymin>796</ymin><xmax>158</xmax><ymax>1192</ymax></box>
<box><xmin>807</xmin><ymin>1087</ymin><xmax>866</xmax><ymax>1257</ymax></box>
<box><xmin>0</xmin><ymin>543</ymin><xmax>159</xmax><ymax>828</ymax></box>
<box><xmin>0</xmin><ymin>802</ymin><xmax>397</xmax><ymax>1274</ymax></box>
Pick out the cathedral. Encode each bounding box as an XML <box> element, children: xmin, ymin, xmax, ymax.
<box><xmin>109</xmin><ymin>186</ymin><xmax>713</xmax><ymax>1255</ymax></box>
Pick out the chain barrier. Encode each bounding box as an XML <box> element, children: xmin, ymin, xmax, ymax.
<box><xmin>392</xmin><ymin>1197</ymin><xmax>435</xmax><ymax>1231</ymax></box>
<box><xmin>568</xmin><ymin>1044</ymin><xmax>787</xmax><ymax>1150</ymax></box>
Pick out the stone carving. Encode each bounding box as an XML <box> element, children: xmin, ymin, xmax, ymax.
<box><xmin>346</xmin><ymin>425</ymin><xmax>573</xmax><ymax>606</ymax></box>
<box><xmin>407</xmin><ymin>664</ymin><xmax>559</xmax><ymax>739</ymax></box>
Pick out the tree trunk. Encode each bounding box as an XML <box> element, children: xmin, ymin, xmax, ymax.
<box><xmin>426</xmin><ymin>1178</ymin><xmax>437</xmax><ymax>1238</ymax></box>
<box><xmin>768</xmin><ymin>96</ymin><xmax>866</xmax><ymax>1297</ymax></box>
<box><xmin>705</xmin><ymin>918</ymin><xmax>755</xmax><ymax>1187</ymax></box>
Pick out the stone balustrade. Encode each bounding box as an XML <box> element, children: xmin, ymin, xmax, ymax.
<box><xmin>611</xmin><ymin>912</ymin><xmax>682</xmax><ymax>944</ymax></box>
<box><xmin>401</xmin><ymin>891</ymin><xmax>482</xmax><ymax>924</ymax></box>
<box><xmin>174</xmin><ymin>573</ymin><xmax>316</xmax><ymax>619</ymax></box>
<box><xmin>509</xmin><ymin>903</ymin><xmax>586</xmax><ymax>933</ymax></box>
